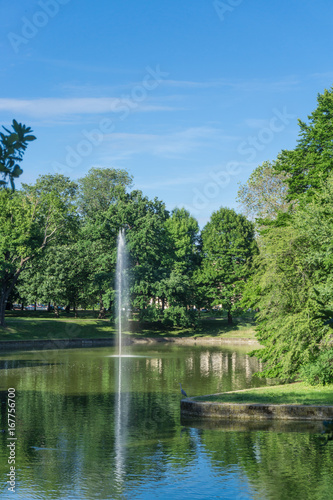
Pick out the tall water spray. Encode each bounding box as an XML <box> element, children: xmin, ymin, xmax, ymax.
<box><xmin>115</xmin><ymin>228</ymin><xmax>129</xmax><ymax>356</ymax></box>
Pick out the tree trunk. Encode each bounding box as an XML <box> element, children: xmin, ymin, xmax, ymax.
<box><xmin>98</xmin><ymin>294</ymin><xmax>106</xmax><ymax>319</ymax></box>
<box><xmin>0</xmin><ymin>287</ymin><xmax>7</xmax><ymax>327</ymax></box>
<box><xmin>0</xmin><ymin>271</ymin><xmax>22</xmax><ymax>327</ymax></box>
<box><xmin>34</xmin><ymin>302</ymin><xmax>37</xmax><ymax>311</ymax></box>
<box><xmin>227</xmin><ymin>310</ymin><xmax>233</xmax><ymax>325</ymax></box>
<box><xmin>47</xmin><ymin>302</ymin><xmax>51</xmax><ymax>312</ymax></box>
<box><xmin>54</xmin><ymin>302</ymin><xmax>59</xmax><ymax>317</ymax></box>
<box><xmin>21</xmin><ymin>302</ymin><xmax>24</xmax><ymax>311</ymax></box>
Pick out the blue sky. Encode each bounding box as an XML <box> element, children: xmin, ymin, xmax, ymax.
<box><xmin>1</xmin><ymin>0</ymin><xmax>333</xmax><ymax>226</ymax></box>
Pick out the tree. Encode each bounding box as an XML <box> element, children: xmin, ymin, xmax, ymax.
<box><xmin>274</xmin><ymin>86</ymin><xmax>333</xmax><ymax>200</ymax></box>
<box><xmin>197</xmin><ymin>208</ymin><xmax>258</xmax><ymax>324</ymax></box>
<box><xmin>18</xmin><ymin>240</ymin><xmax>92</xmax><ymax>317</ymax></box>
<box><xmin>164</xmin><ymin>207</ymin><xmax>200</xmax><ymax>274</ymax></box>
<box><xmin>153</xmin><ymin>208</ymin><xmax>201</xmax><ymax>326</ymax></box>
<box><xmin>75</xmin><ymin>168</ymin><xmax>133</xmax><ymax>318</ymax></box>
<box><xmin>77</xmin><ymin>167</ymin><xmax>133</xmax><ymax>219</ymax></box>
<box><xmin>242</xmin><ymin>174</ymin><xmax>333</xmax><ymax>380</ymax></box>
<box><xmin>0</xmin><ymin>175</ymin><xmax>78</xmax><ymax>326</ymax></box>
<box><xmin>0</xmin><ymin>120</ymin><xmax>36</xmax><ymax>191</ymax></box>
<box><xmin>106</xmin><ymin>189</ymin><xmax>170</xmax><ymax>315</ymax></box>
<box><xmin>236</xmin><ymin>161</ymin><xmax>291</xmax><ymax>221</ymax></box>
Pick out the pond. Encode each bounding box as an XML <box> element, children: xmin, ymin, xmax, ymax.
<box><xmin>0</xmin><ymin>343</ymin><xmax>332</xmax><ymax>499</ymax></box>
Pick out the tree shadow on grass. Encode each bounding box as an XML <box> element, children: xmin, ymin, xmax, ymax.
<box><xmin>127</xmin><ymin>314</ymin><xmax>256</xmax><ymax>339</ymax></box>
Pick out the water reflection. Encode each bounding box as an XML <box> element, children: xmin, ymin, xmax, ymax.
<box><xmin>0</xmin><ymin>345</ymin><xmax>332</xmax><ymax>499</ymax></box>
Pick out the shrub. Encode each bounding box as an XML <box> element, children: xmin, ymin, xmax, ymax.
<box><xmin>139</xmin><ymin>304</ymin><xmax>161</xmax><ymax>322</ymax></box>
<box><xmin>162</xmin><ymin>306</ymin><xmax>198</xmax><ymax>328</ymax></box>
<box><xmin>298</xmin><ymin>348</ymin><xmax>333</xmax><ymax>385</ymax></box>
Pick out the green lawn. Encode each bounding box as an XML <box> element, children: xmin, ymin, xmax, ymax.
<box><xmin>0</xmin><ymin>311</ymin><xmax>116</xmax><ymax>340</ymax></box>
<box><xmin>127</xmin><ymin>312</ymin><xmax>256</xmax><ymax>339</ymax></box>
<box><xmin>0</xmin><ymin>310</ymin><xmax>256</xmax><ymax>341</ymax></box>
<box><xmin>193</xmin><ymin>382</ymin><xmax>333</xmax><ymax>406</ymax></box>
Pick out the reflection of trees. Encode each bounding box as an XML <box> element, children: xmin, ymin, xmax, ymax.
<box><xmin>200</xmin><ymin>429</ymin><xmax>333</xmax><ymax>500</ymax></box>
<box><xmin>1</xmin><ymin>346</ymin><xmax>331</xmax><ymax>499</ymax></box>
<box><xmin>0</xmin><ymin>388</ymin><xmax>194</xmax><ymax>499</ymax></box>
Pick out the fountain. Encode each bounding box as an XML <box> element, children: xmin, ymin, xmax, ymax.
<box><xmin>115</xmin><ymin>228</ymin><xmax>129</xmax><ymax>356</ymax></box>
<box><xmin>110</xmin><ymin>229</ymin><xmax>146</xmax><ymax>359</ymax></box>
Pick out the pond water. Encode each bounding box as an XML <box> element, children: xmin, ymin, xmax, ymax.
<box><xmin>0</xmin><ymin>343</ymin><xmax>332</xmax><ymax>499</ymax></box>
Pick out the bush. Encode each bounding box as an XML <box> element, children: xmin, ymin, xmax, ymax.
<box><xmin>162</xmin><ymin>306</ymin><xmax>198</xmax><ymax>328</ymax></box>
<box><xmin>298</xmin><ymin>348</ymin><xmax>333</xmax><ymax>385</ymax></box>
<box><xmin>139</xmin><ymin>305</ymin><xmax>161</xmax><ymax>322</ymax></box>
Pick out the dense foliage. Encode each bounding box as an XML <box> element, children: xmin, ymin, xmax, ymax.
<box><xmin>196</xmin><ymin>208</ymin><xmax>258</xmax><ymax>324</ymax></box>
<box><xmin>274</xmin><ymin>87</ymin><xmax>333</xmax><ymax>200</ymax></box>
<box><xmin>241</xmin><ymin>86</ymin><xmax>333</xmax><ymax>382</ymax></box>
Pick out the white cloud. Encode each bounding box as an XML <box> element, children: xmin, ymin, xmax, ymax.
<box><xmin>0</xmin><ymin>97</ymin><xmax>173</xmax><ymax>118</ymax></box>
<box><xmin>101</xmin><ymin>127</ymin><xmax>238</xmax><ymax>160</ymax></box>
<box><xmin>159</xmin><ymin>76</ymin><xmax>300</xmax><ymax>92</ymax></box>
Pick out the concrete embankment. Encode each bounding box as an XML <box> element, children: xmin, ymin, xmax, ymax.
<box><xmin>130</xmin><ymin>336</ymin><xmax>260</xmax><ymax>345</ymax></box>
<box><xmin>181</xmin><ymin>399</ymin><xmax>333</xmax><ymax>421</ymax></box>
<box><xmin>0</xmin><ymin>336</ymin><xmax>259</xmax><ymax>351</ymax></box>
<box><xmin>0</xmin><ymin>338</ymin><xmax>116</xmax><ymax>351</ymax></box>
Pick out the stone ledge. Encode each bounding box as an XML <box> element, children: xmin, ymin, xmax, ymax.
<box><xmin>181</xmin><ymin>399</ymin><xmax>333</xmax><ymax>421</ymax></box>
<box><xmin>131</xmin><ymin>336</ymin><xmax>260</xmax><ymax>345</ymax></box>
<box><xmin>0</xmin><ymin>338</ymin><xmax>116</xmax><ymax>351</ymax></box>
<box><xmin>0</xmin><ymin>335</ymin><xmax>259</xmax><ymax>350</ymax></box>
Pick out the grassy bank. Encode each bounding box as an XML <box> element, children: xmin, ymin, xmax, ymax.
<box><xmin>0</xmin><ymin>310</ymin><xmax>256</xmax><ymax>341</ymax></box>
<box><xmin>193</xmin><ymin>382</ymin><xmax>333</xmax><ymax>406</ymax></box>
<box><xmin>0</xmin><ymin>311</ymin><xmax>115</xmax><ymax>341</ymax></box>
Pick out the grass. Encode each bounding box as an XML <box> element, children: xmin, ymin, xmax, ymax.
<box><xmin>0</xmin><ymin>310</ymin><xmax>116</xmax><ymax>341</ymax></box>
<box><xmin>0</xmin><ymin>310</ymin><xmax>256</xmax><ymax>342</ymax></box>
<box><xmin>193</xmin><ymin>382</ymin><xmax>333</xmax><ymax>406</ymax></box>
<box><xmin>127</xmin><ymin>312</ymin><xmax>256</xmax><ymax>339</ymax></box>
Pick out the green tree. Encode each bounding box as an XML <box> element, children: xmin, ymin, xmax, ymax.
<box><xmin>274</xmin><ymin>86</ymin><xmax>333</xmax><ymax>200</ymax></box>
<box><xmin>75</xmin><ymin>168</ymin><xmax>133</xmax><ymax>318</ymax></box>
<box><xmin>154</xmin><ymin>208</ymin><xmax>200</xmax><ymax>326</ymax></box>
<box><xmin>243</xmin><ymin>174</ymin><xmax>333</xmax><ymax>380</ymax></box>
<box><xmin>164</xmin><ymin>207</ymin><xmax>200</xmax><ymax>274</ymax></box>
<box><xmin>0</xmin><ymin>175</ymin><xmax>78</xmax><ymax>326</ymax></box>
<box><xmin>0</xmin><ymin>120</ymin><xmax>36</xmax><ymax>191</ymax></box>
<box><xmin>106</xmin><ymin>189</ymin><xmax>170</xmax><ymax>315</ymax></box>
<box><xmin>197</xmin><ymin>207</ymin><xmax>258</xmax><ymax>324</ymax></box>
<box><xmin>17</xmin><ymin>239</ymin><xmax>93</xmax><ymax>316</ymax></box>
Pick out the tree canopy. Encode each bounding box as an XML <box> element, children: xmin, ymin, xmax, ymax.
<box><xmin>274</xmin><ymin>87</ymin><xmax>333</xmax><ymax>200</ymax></box>
<box><xmin>0</xmin><ymin>176</ymin><xmax>77</xmax><ymax>326</ymax></box>
<box><xmin>243</xmin><ymin>174</ymin><xmax>333</xmax><ymax>380</ymax></box>
<box><xmin>237</xmin><ymin>160</ymin><xmax>291</xmax><ymax>222</ymax></box>
<box><xmin>197</xmin><ymin>207</ymin><xmax>258</xmax><ymax>324</ymax></box>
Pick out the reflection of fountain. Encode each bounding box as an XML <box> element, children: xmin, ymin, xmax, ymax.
<box><xmin>114</xmin><ymin>356</ymin><xmax>127</xmax><ymax>489</ymax></box>
<box><xmin>116</xmin><ymin>228</ymin><xmax>129</xmax><ymax>357</ymax></box>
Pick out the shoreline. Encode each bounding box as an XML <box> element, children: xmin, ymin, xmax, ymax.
<box><xmin>181</xmin><ymin>383</ymin><xmax>333</xmax><ymax>421</ymax></box>
<box><xmin>0</xmin><ymin>335</ymin><xmax>260</xmax><ymax>351</ymax></box>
